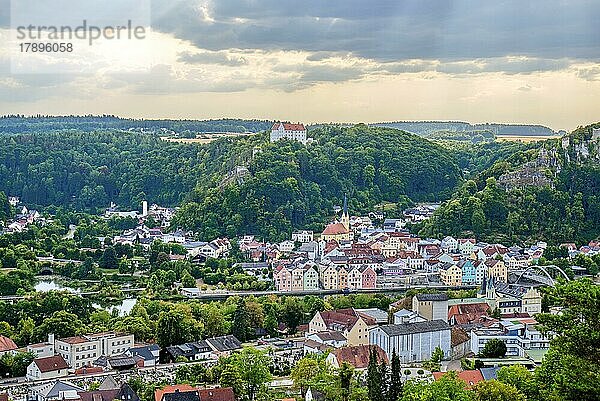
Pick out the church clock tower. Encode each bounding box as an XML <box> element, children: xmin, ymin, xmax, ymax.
<box><xmin>341</xmin><ymin>194</ymin><xmax>350</xmax><ymax>230</ymax></box>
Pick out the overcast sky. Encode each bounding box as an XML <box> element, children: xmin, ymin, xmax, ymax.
<box><xmin>1</xmin><ymin>0</ymin><xmax>600</xmax><ymax>130</ymax></box>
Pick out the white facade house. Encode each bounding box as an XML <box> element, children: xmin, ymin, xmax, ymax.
<box><xmin>270</xmin><ymin>122</ymin><xmax>308</xmax><ymax>144</ymax></box>
<box><xmin>393</xmin><ymin>309</ymin><xmax>426</xmax><ymax>325</ymax></box>
<box><xmin>292</xmin><ymin>230</ymin><xmax>314</xmax><ymax>243</ymax></box>
<box><xmin>279</xmin><ymin>240</ymin><xmax>295</xmax><ymax>253</ymax></box>
<box><xmin>55</xmin><ymin>332</ymin><xmax>134</xmax><ymax>369</ymax></box>
<box><xmin>26</xmin><ymin>355</ymin><xmax>69</xmax><ymax>381</ymax></box>
<box><xmin>27</xmin><ymin>334</ymin><xmax>55</xmax><ymax>359</ymax></box>
<box><xmin>369</xmin><ymin>320</ymin><xmax>451</xmax><ymax>363</ymax></box>
<box><xmin>306</xmin><ymin>331</ymin><xmax>347</xmax><ymax>349</ymax></box>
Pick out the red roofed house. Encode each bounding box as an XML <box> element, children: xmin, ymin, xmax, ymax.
<box><xmin>432</xmin><ymin>370</ymin><xmax>484</xmax><ymax>388</ymax></box>
<box><xmin>0</xmin><ymin>335</ymin><xmax>18</xmax><ymax>356</ymax></box>
<box><xmin>155</xmin><ymin>385</ymin><xmax>235</xmax><ymax>401</ymax></box>
<box><xmin>309</xmin><ymin>308</ymin><xmax>375</xmax><ymax>346</ymax></box>
<box><xmin>26</xmin><ymin>355</ymin><xmax>69</xmax><ymax>381</ymax></box>
<box><xmin>270</xmin><ymin>122</ymin><xmax>308</xmax><ymax>144</ymax></box>
<box><xmin>448</xmin><ymin>303</ymin><xmax>491</xmax><ymax>327</ymax></box>
<box><xmin>326</xmin><ymin>344</ymin><xmax>388</xmax><ymax>369</ymax></box>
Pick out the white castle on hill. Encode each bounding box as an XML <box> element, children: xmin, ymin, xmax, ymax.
<box><xmin>270</xmin><ymin>122</ymin><xmax>308</xmax><ymax>144</ymax></box>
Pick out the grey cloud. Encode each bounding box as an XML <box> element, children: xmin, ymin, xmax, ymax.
<box><xmin>437</xmin><ymin>58</ymin><xmax>576</xmax><ymax>75</ymax></box>
<box><xmin>576</xmin><ymin>66</ymin><xmax>600</xmax><ymax>81</ymax></box>
<box><xmin>106</xmin><ymin>64</ymin><xmax>253</xmax><ymax>94</ymax></box>
<box><xmin>149</xmin><ymin>0</ymin><xmax>600</xmax><ymax>64</ymax></box>
<box><xmin>178</xmin><ymin>51</ymin><xmax>248</xmax><ymax>66</ymax></box>
<box><xmin>306</xmin><ymin>51</ymin><xmax>350</xmax><ymax>62</ymax></box>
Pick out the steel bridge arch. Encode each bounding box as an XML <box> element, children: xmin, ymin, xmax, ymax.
<box><xmin>515</xmin><ymin>264</ymin><xmax>570</xmax><ymax>285</ymax></box>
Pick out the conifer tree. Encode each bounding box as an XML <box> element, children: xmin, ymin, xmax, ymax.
<box><xmin>389</xmin><ymin>350</ymin><xmax>403</xmax><ymax>401</ymax></box>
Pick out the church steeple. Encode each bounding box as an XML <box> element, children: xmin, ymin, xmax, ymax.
<box><xmin>341</xmin><ymin>193</ymin><xmax>349</xmax><ymax>230</ymax></box>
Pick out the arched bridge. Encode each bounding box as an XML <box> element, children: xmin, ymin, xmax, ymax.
<box><xmin>513</xmin><ymin>264</ymin><xmax>570</xmax><ymax>286</ymax></box>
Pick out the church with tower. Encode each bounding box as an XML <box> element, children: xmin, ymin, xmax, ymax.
<box><xmin>321</xmin><ymin>195</ymin><xmax>352</xmax><ymax>242</ymax></box>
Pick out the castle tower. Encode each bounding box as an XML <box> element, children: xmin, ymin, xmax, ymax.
<box><xmin>341</xmin><ymin>194</ymin><xmax>350</xmax><ymax>230</ymax></box>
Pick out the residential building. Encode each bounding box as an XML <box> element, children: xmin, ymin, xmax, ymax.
<box><xmin>347</xmin><ymin>266</ymin><xmax>363</xmax><ymax>289</ymax></box>
<box><xmin>451</xmin><ymin>327</ymin><xmax>471</xmax><ymax>359</ymax></box>
<box><xmin>306</xmin><ymin>331</ymin><xmax>347</xmax><ymax>349</ymax></box>
<box><xmin>485</xmin><ymin>259</ymin><xmax>507</xmax><ymax>282</ymax></box>
<box><xmin>326</xmin><ymin>344</ymin><xmax>388</xmax><ymax>370</ymax></box>
<box><xmin>303</xmin><ymin>265</ymin><xmax>320</xmax><ymax>290</ymax></box>
<box><xmin>369</xmin><ymin>320</ymin><xmax>451</xmax><ymax>363</ymax></box>
<box><xmin>291</xmin><ymin>267</ymin><xmax>305</xmax><ymax>291</ymax></box>
<box><xmin>439</xmin><ymin>263</ymin><xmax>462</xmax><ymax>286</ymax></box>
<box><xmin>355</xmin><ymin>308</ymin><xmax>389</xmax><ymax>325</ymax></box>
<box><xmin>127</xmin><ymin>344</ymin><xmax>160</xmax><ymax>367</ymax></box>
<box><xmin>440</xmin><ymin>236</ymin><xmax>458</xmax><ymax>252</ymax></box>
<box><xmin>292</xmin><ymin>230</ymin><xmax>314</xmax><ymax>243</ymax></box>
<box><xmin>447</xmin><ymin>303</ymin><xmax>491</xmax><ymax>328</ymax></box>
<box><xmin>360</xmin><ymin>266</ymin><xmax>377</xmax><ymax>289</ymax></box>
<box><xmin>458</xmin><ymin>238</ymin><xmax>477</xmax><ymax>256</ymax></box>
<box><xmin>393</xmin><ymin>309</ymin><xmax>426</xmax><ymax>325</ymax></box>
<box><xmin>165</xmin><ymin>341</ymin><xmax>212</xmax><ymax>362</ymax></box>
<box><xmin>205</xmin><ymin>335</ymin><xmax>243</xmax><ymax>357</ymax></box>
<box><xmin>0</xmin><ymin>335</ymin><xmax>18</xmax><ymax>355</ymax></box>
<box><xmin>78</xmin><ymin>380</ymin><xmax>140</xmax><ymax>401</ymax></box>
<box><xmin>55</xmin><ymin>332</ymin><xmax>135</xmax><ymax>369</ymax></box>
<box><xmin>458</xmin><ymin>260</ymin><xmax>476</xmax><ymax>285</ymax></box>
<box><xmin>27</xmin><ymin>334</ymin><xmax>55</xmax><ymax>359</ymax></box>
<box><xmin>28</xmin><ymin>381</ymin><xmax>83</xmax><ymax>401</ymax></box>
<box><xmin>485</xmin><ymin>279</ymin><xmax>542</xmax><ymax>315</ymax></box>
<box><xmin>319</xmin><ymin>263</ymin><xmax>339</xmax><ymax>290</ymax></box>
<box><xmin>26</xmin><ymin>355</ymin><xmax>69</xmax><ymax>381</ymax></box>
<box><xmin>432</xmin><ymin>370</ymin><xmax>483</xmax><ymax>388</ymax></box>
<box><xmin>308</xmin><ymin>309</ymin><xmax>374</xmax><ymax>346</ymax></box>
<box><xmin>273</xmin><ymin>265</ymin><xmax>292</xmax><ymax>292</ymax></box>
<box><xmin>155</xmin><ymin>385</ymin><xmax>235</xmax><ymax>401</ymax></box>
<box><xmin>279</xmin><ymin>240</ymin><xmax>295</xmax><ymax>253</ymax></box>
<box><xmin>412</xmin><ymin>293</ymin><xmax>449</xmax><ymax>323</ymax></box>
<box><xmin>474</xmin><ymin>260</ymin><xmax>486</xmax><ymax>285</ymax></box>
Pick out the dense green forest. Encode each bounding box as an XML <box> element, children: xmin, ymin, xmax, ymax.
<box><xmin>0</xmin><ymin>131</ymin><xmax>202</xmax><ymax>210</ymax></box>
<box><xmin>375</xmin><ymin>121</ymin><xmax>556</xmax><ymax>137</ymax></box>
<box><xmin>1</xmin><ymin>117</ymin><xmax>598</xmax><ymax>244</ymax></box>
<box><xmin>173</xmin><ymin>124</ymin><xmax>462</xmax><ymax>240</ymax></box>
<box><xmin>0</xmin><ymin>124</ymin><xmax>461</xmax><ymax>227</ymax></box>
<box><xmin>419</xmin><ymin>123</ymin><xmax>600</xmax><ymax>244</ymax></box>
<box><xmin>0</xmin><ymin>116</ymin><xmax>272</xmax><ymax>134</ymax></box>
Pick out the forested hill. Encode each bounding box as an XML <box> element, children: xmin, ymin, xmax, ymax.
<box><xmin>0</xmin><ymin>131</ymin><xmax>203</xmax><ymax>210</ymax></box>
<box><xmin>374</xmin><ymin>121</ymin><xmax>556</xmax><ymax>137</ymax></box>
<box><xmin>419</xmin><ymin>123</ymin><xmax>600</xmax><ymax>245</ymax></box>
<box><xmin>0</xmin><ymin>115</ymin><xmax>273</xmax><ymax>134</ymax></box>
<box><xmin>173</xmin><ymin>124</ymin><xmax>462</xmax><ymax>240</ymax></box>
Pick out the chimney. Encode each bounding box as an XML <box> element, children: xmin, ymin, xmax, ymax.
<box><xmin>142</xmin><ymin>201</ymin><xmax>148</xmax><ymax>217</ymax></box>
<box><xmin>48</xmin><ymin>333</ymin><xmax>55</xmax><ymax>345</ymax></box>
